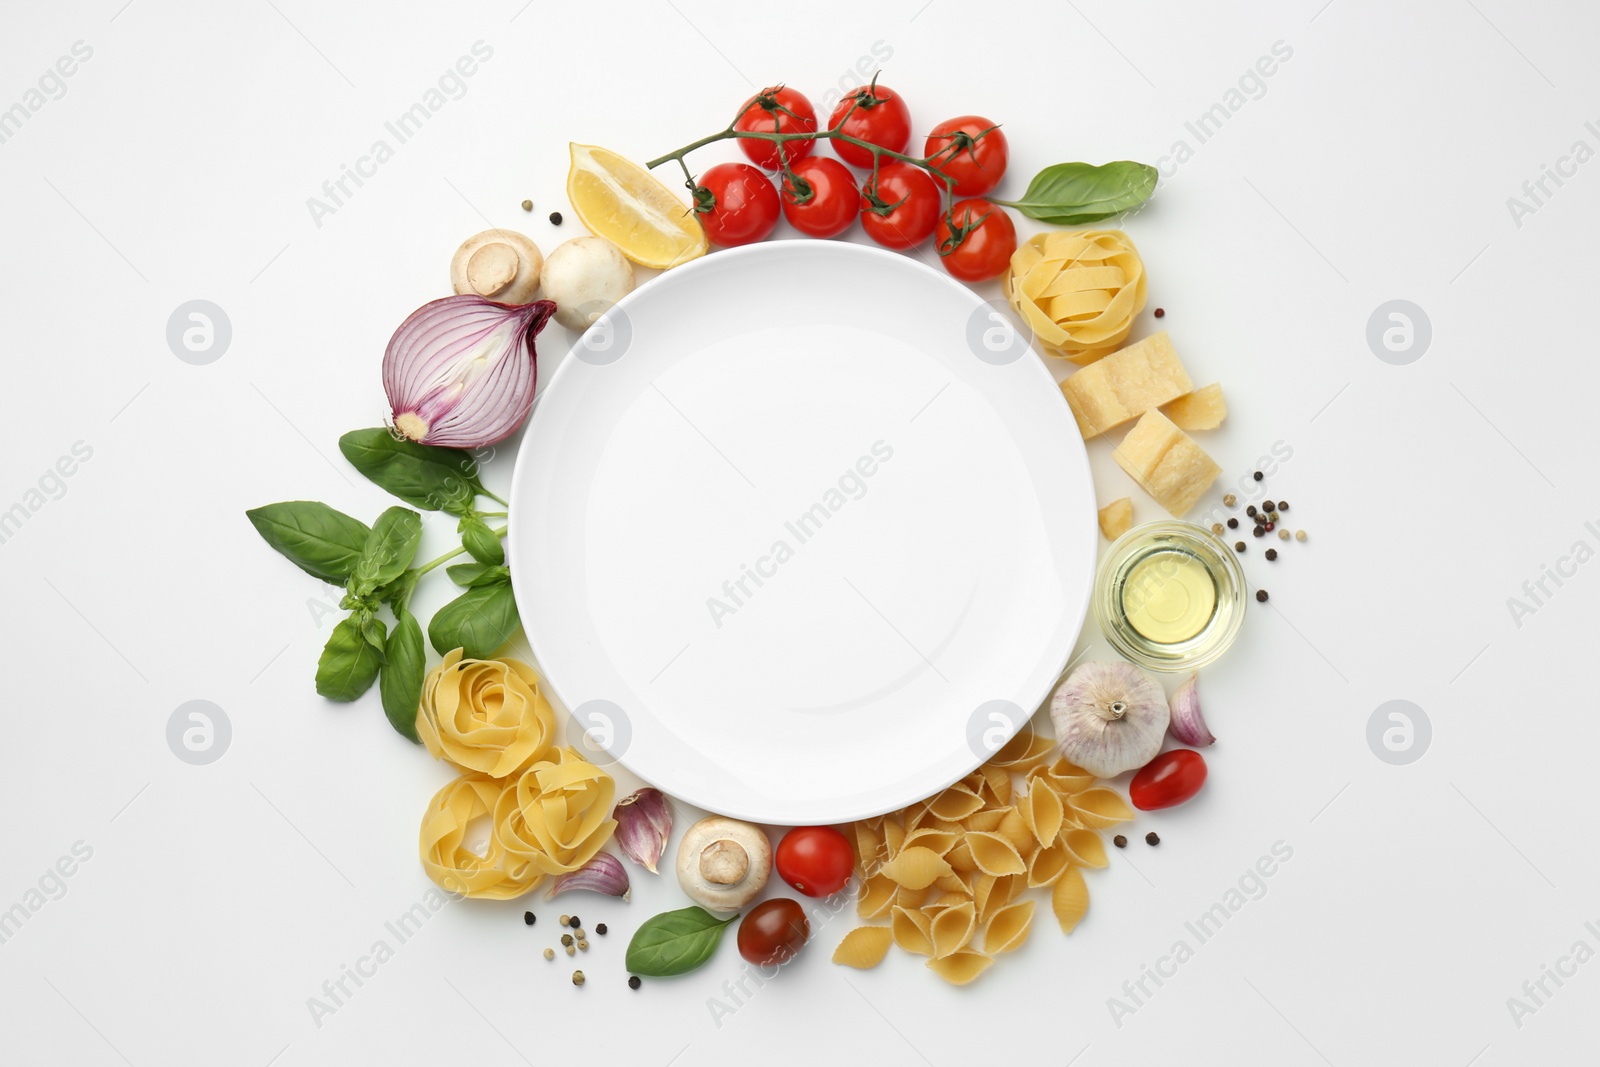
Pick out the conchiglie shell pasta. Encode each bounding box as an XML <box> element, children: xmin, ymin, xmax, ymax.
<box><xmin>879</xmin><ymin>846</ymin><xmax>953</xmax><ymax>890</ymax></box>
<box><xmin>1027</xmin><ymin>841</ymin><xmax>1072</xmax><ymax>888</ymax></box>
<box><xmin>1069</xmin><ymin>788</ymin><xmax>1136</xmax><ymax>829</ymax></box>
<box><xmin>989</xmin><ymin>727</ymin><xmax>1053</xmax><ymax>768</ymax></box>
<box><xmin>891</xmin><ymin>905</ymin><xmax>934</xmax><ymax>955</ymax></box>
<box><xmin>961</xmin><ymin>808</ymin><xmax>1007</xmax><ymax>833</ymax></box>
<box><xmin>965</xmin><ymin>832</ymin><xmax>1028</xmax><ymax>877</ymax></box>
<box><xmin>944</xmin><ymin>839</ymin><xmax>977</xmax><ymax>874</ymax></box>
<box><xmin>928</xmin><ymin>785</ymin><xmax>986</xmax><ymax>822</ymax></box>
<box><xmin>903</xmin><ymin>828</ymin><xmax>960</xmax><ymax>856</ymax></box>
<box><xmin>978</xmin><ymin>763</ymin><xmax>1012</xmax><ymax>806</ymax></box>
<box><xmin>930</xmin><ymin>901</ymin><xmax>977</xmax><ymax>959</ymax></box>
<box><xmin>833</xmin><ymin>927</ymin><xmax>894</xmax><ymax>969</ymax></box>
<box><xmin>1053</xmin><ymin>865</ymin><xmax>1090</xmax><ymax>934</ymax></box>
<box><xmin>926</xmin><ymin>949</ymin><xmax>994</xmax><ymax>985</ymax></box>
<box><xmin>984</xmin><ymin>899</ymin><xmax>1036</xmax><ymax>955</ymax></box>
<box><xmin>1021</xmin><ymin>784</ymin><xmax>1065</xmax><ymax>846</ymax></box>
<box><xmin>858</xmin><ymin>872</ymin><xmax>897</xmax><ymax>918</ymax></box>
<box><xmin>934</xmin><ymin>873</ymin><xmax>974</xmax><ymax>897</ymax></box>
<box><xmin>883</xmin><ymin>818</ymin><xmax>907</xmax><ymax>857</ymax></box>
<box><xmin>855</xmin><ymin>822</ymin><xmax>885</xmax><ymax>872</ymax></box>
<box><xmin>1061</xmin><ymin>828</ymin><xmax>1110</xmax><ymax>869</ymax></box>
<box><xmin>996</xmin><ymin>808</ymin><xmax>1034</xmax><ymax>854</ymax></box>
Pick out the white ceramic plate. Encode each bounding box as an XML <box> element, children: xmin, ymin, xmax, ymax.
<box><xmin>509</xmin><ymin>241</ymin><xmax>1095</xmax><ymax>825</ymax></box>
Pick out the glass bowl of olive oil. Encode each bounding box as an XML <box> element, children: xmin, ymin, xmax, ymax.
<box><xmin>1093</xmin><ymin>521</ymin><xmax>1248</xmax><ymax>671</ymax></box>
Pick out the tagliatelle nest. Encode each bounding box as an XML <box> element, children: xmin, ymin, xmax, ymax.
<box><xmin>832</xmin><ymin>729</ymin><xmax>1134</xmax><ymax>983</ymax></box>
<box><xmin>1006</xmin><ymin>229</ymin><xmax>1147</xmax><ymax>364</ymax></box>
<box><xmin>416</xmin><ymin>649</ymin><xmax>557</xmax><ymax>780</ymax></box>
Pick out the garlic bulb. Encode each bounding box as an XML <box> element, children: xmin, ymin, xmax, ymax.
<box><xmin>1050</xmin><ymin>661</ymin><xmax>1169</xmax><ymax>778</ymax></box>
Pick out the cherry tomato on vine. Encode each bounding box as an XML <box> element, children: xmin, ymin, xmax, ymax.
<box><xmin>737</xmin><ymin>898</ymin><xmax>810</xmax><ymax>967</ymax></box>
<box><xmin>936</xmin><ymin>199</ymin><xmax>1016</xmax><ymax>282</ymax></box>
<box><xmin>734</xmin><ymin>85</ymin><xmax>817</xmax><ymax>171</ymax></box>
<box><xmin>1129</xmin><ymin>749</ymin><xmax>1208</xmax><ymax>811</ymax></box>
<box><xmin>775</xmin><ymin>826</ymin><xmax>854</xmax><ymax>896</ymax></box>
<box><xmin>827</xmin><ymin>83</ymin><xmax>912</xmax><ymax>169</ymax></box>
<box><xmin>858</xmin><ymin>161</ymin><xmax>940</xmax><ymax>250</ymax></box>
<box><xmin>694</xmin><ymin>163</ymin><xmax>780</xmax><ymax>247</ymax></box>
<box><xmin>925</xmin><ymin>116</ymin><xmax>1009</xmax><ymax>197</ymax></box>
<box><xmin>781</xmin><ymin>157</ymin><xmax>859</xmax><ymax>238</ymax></box>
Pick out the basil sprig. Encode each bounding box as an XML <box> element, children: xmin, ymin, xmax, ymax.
<box><xmin>996</xmin><ymin>161</ymin><xmax>1158</xmax><ymax>225</ymax></box>
<box><xmin>249</xmin><ymin>429</ymin><xmax>517</xmax><ymax>739</ymax></box>
<box><xmin>625</xmin><ymin>907</ymin><xmax>737</xmax><ymax>977</ymax></box>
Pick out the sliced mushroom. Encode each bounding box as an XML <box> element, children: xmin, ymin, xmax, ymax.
<box><xmin>676</xmin><ymin>817</ymin><xmax>771</xmax><ymax>913</ymax></box>
<box><xmin>450</xmin><ymin>229</ymin><xmax>543</xmax><ymax>303</ymax></box>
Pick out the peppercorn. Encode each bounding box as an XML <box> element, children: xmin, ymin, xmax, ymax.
<box><xmin>1278</xmin><ymin>528</ymin><xmax>1290</xmax><ymax>541</ymax></box>
<box><xmin>572</xmin><ymin>970</ymin><xmax>585</xmax><ymax>987</ymax></box>
<box><xmin>1256</xmin><ymin>589</ymin><xmax>1269</xmax><ymax>602</ymax></box>
<box><xmin>595</xmin><ymin>923</ymin><xmax>607</xmax><ymax>936</ymax></box>
<box><xmin>1264</xmin><ymin>521</ymin><xmax>1274</xmax><ymax>532</ymax></box>
<box><xmin>565</xmin><ymin>943</ymin><xmax>576</xmax><ymax>956</ymax></box>
<box><xmin>1262</xmin><ymin>500</ymin><xmax>1276</xmax><ymax>512</ymax></box>
<box><xmin>1246</xmin><ymin>505</ymin><xmax>1257</xmax><ymax>517</ymax></box>
<box><xmin>1154</xmin><ymin>307</ymin><xmax>1165</xmax><ymax>318</ymax></box>
<box><xmin>560</xmin><ymin>933</ymin><xmax>573</xmax><ymax>947</ymax></box>
<box><xmin>568</xmin><ymin>915</ymin><xmax>581</xmax><ymax>929</ymax></box>
<box><xmin>628</xmin><ymin>976</ymin><xmax>642</xmax><ymax>990</ymax></box>
<box><xmin>520</xmin><ymin>199</ymin><xmax>533</xmax><ymax>211</ymax></box>
<box><xmin>574</xmin><ymin>929</ymin><xmax>586</xmax><ymax>940</ymax></box>
<box><xmin>549</xmin><ymin>211</ymin><xmax>563</xmax><ymax>225</ymax></box>
<box><xmin>1227</xmin><ymin>518</ymin><xmax>1239</xmax><ymax>529</ymax></box>
<box><xmin>1252</xmin><ymin>526</ymin><xmax>1265</xmax><ymax>538</ymax></box>
<box><xmin>1212</xmin><ymin>522</ymin><xmax>1224</xmax><ymax>534</ymax></box>
<box><xmin>1295</xmin><ymin>530</ymin><xmax>1307</xmax><ymax>542</ymax></box>
<box><xmin>524</xmin><ymin>912</ymin><xmax>536</xmax><ymax>926</ymax></box>
<box><xmin>543</xmin><ymin>947</ymin><xmax>555</xmax><ymax>961</ymax></box>
<box><xmin>1113</xmin><ymin>834</ymin><xmax>1127</xmax><ymax>848</ymax></box>
<box><xmin>1145</xmin><ymin>832</ymin><xmax>1160</xmax><ymax>845</ymax></box>
<box><xmin>1266</xmin><ymin>548</ymin><xmax>1278</xmax><ymax>561</ymax></box>
<box><xmin>1268</xmin><ymin>511</ymin><xmax>1280</xmax><ymax>523</ymax></box>
<box><xmin>1235</xmin><ymin>541</ymin><xmax>1246</xmax><ymax>552</ymax></box>
<box><xmin>1223</xmin><ymin>493</ymin><xmax>1237</xmax><ymax>508</ymax></box>
<box><xmin>577</xmin><ymin>939</ymin><xmax>589</xmax><ymax>951</ymax></box>
<box><xmin>559</xmin><ymin>914</ymin><xmax>569</xmax><ymax>926</ymax></box>
<box><xmin>1253</xmin><ymin>471</ymin><xmax>1263</xmax><ymax>481</ymax></box>
<box><xmin>1277</xmin><ymin>501</ymin><xmax>1289</xmax><ymax>512</ymax></box>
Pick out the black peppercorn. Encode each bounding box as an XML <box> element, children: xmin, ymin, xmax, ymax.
<box><xmin>549</xmin><ymin>211</ymin><xmax>563</xmax><ymax>225</ymax></box>
<box><xmin>595</xmin><ymin>923</ymin><xmax>607</xmax><ymax>936</ymax></box>
<box><xmin>1227</xmin><ymin>518</ymin><xmax>1238</xmax><ymax>529</ymax></box>
<box><xmin>1266</xmin><ymin>548</ymin><xmax>1278</xmax><ymax>561</ymax></box>
<box><xmin>1256</xmin><ymin>589</ymin><xmax>1269</xmax><ymax>602</ymax></box>
<box><xmin>628</xmin><ymin>975</ymin><xmax>642</xmax><ymax>990</ymax></box>
<box><xmin>1234</xmin><ymin>541</ymin><xmax>1246</xmax><ymax>552</ymax></box>
<box><xmin>1145</xmin><ymin>832</ymin><xmax>1160</xmax><ymax>845</ymax></box>
<box><xmin>1252</xmin><ymin>526</ymin><xmax>1265</xmax><ymax>538</ymax></box>
<box><xmin>523</xmin><ymin>911</ymin><xmax>536</xmax><ymax>926</ymax></box>
<box><xmin>1246</xmin><ymin>505</ymin><xmax>1258</xmax><ymax>517</ymax></box>
<box><xmin>567</xmin><ymin>915</ymin><xmax>581</xmax><ymax>929</ymax></box>
<box><xmin>1262</xmin><ymin>500</ymin><xmax>1276</xmax><ymax>512</ymax></box>
<box><xmin>1113</xmin><ymin>834</ymin><xmax>1127</xmax><ymax>848</ymax></box>
<box><xmin>1277</xmin><ymin>501</ymin><xmax>1289</xmax><ymax>512</ymax></box>
<box><xmin>1253</xmin><ymin>471</ymin><xmax>1263</xmax><ymax>481</ymax></box>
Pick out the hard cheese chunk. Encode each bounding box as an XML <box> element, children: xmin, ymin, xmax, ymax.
<box><xmin>1060</xmin><ymin>331</ymin><xmax>1193</xmax><ymax>439</ymax></box>
<box><xmin>1113</xmin><ymin>410</ymin><xmax>1220</xmax><ymax>517</ymax></box>
<box><xmin>1162</xmin><ymin>383</ymin><xmax>1227</xmax><ymax>431</ymax></box>
<box><xmin>1098</xmin><ymin>498</ymin><xmax>1134</xmax><ymax>541</ymax></box>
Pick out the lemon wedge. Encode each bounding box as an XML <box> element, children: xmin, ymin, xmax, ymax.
<box><xmin>567</xmin><ymin>144</ymin><xmax>708</xmax><ymax>269</ymax></box>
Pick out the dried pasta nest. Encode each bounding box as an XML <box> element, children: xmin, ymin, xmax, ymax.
<box><xmin>1006</xmin><ymin>229</ymin><xmax>1147</xmax><ymax>364</ymax></box>
<box><xmin>831</xmin><ymin>727</ymin><xmax>1133</xmax><ymax>984</ymax></box>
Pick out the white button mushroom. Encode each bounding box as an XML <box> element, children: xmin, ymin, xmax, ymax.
<box><xmin>450</xmin><ymin>229</ymin><xmax>544</xmax><ymax>304</ymax></box>
<box><xmin>540</xmin><ymin>236</ymin><xmax>635</xmax><ymax>331</ymax></box>
<box><xmin>675</xmin><ymin>817</ymin><xmax>771</xmax><ymax>913</ymax></box>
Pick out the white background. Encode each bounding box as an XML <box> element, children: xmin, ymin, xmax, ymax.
<box><xmin>2</xmin><ymin>0</ymin><xmax>1596</xmax><ymax>1063</ymax></box>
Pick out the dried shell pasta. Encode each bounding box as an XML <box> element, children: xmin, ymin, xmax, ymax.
<box><xmin>984</xmin><ymin>899</ymin><xmax>1036</xmax><ymax>955</ymax></box>
<box><xmin>1061</xmin><ymin>828</ymin><xmax>1109</xmax><ymax>869</ymax></box>
<box><xmin>1053</xmin><ymin>865</ymin><xmax>1089</xmax><ymax>933</ymax></box>
<box><xmin>929</xmin><ymin>901</ymin><xmax>976</xmax><ymax>959</ymax></box>
<box><xmin>1022</xmin><ymin>784</ymin><xmax>1065</xmax><ymax>846</ymax></box>
<box><xmin>965</xmin><ymin>831</ymin><xmax>1028</xmax><ymax>876</ymax></box>
<box><xmin>879</xmin><ymin>846</ymin><xmax>952</xmax><ymax>890</ymax></box>
<box><xmin>926</xmin><ymin>949</ymin><xmax>994</xmax><ymax>986</ymax></box>
<box><xmin>833</xmin><ymin>927</ymin><xmax>894</xmax><ymax>969</ymax></box>
<box><xmin>1069</xmin><ymin>788</ymin><xmax>1135</xmax><ymax>829</ymax></box>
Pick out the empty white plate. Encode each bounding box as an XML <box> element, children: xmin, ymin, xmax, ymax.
<box><xmin>509</xmin><ymin>240</ymin><xmax>1094</xmax><ymax>825</ymax></box>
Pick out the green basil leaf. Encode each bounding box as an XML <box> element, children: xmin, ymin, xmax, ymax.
<box><xmin>247</xmin><ymin>501</ymin><xmax>371</xmax><ymax>583</ymax></box>
<box><xmin>349</xmin><ymin>506</ymin><xmax>423</xmax><ymax>596</ymax></box>
<box><xmin>459</xmin><ymin>514</ymin><xmax>505</xmax><ymax>565</ymax></box>
<box><xmin>379</xmin><ymin>609</ymin><xmax>425</xmax><ymax>742</ymax></box>
<box><xmin>446</xmin><ymin>562</ymin><xmax>511</xmax><ymax>588</ymax></box>
<box><xmin>316</xmin><ymin>614</ymin><xmax>384</xmax><ymax>701</ymax></box>
<box><xmin>997</xmin><ymin>161</ymin><xmax>1158</xmax><ymax>225</ymax></box>
<box><xmin>427</xmin><ymin>581</ymin><xmax>519</xmax><ymax>659</ymax></box>
<box><xmin>339</xmin><ymin>428</ymin><xmax>483</xmax><ymax>514</ymax></box>
<box><xmin>625</xmin><ymin>907</ymin><xmax>737</xmax><ymax>977</ymax></box>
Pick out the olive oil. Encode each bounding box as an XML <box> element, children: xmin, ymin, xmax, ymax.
<box><xmin>1094</xmin><ymin>522</ymin><xmax>1248</xmax><ymax>672</ymax></box>
<box><xmin>1122</xmin><ymin>549</ymin><xmax>1217</xmax><ymax>643</ymax></box>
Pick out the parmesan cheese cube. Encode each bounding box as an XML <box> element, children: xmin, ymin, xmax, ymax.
<box><xmin>1098</xmin><ymin>498</ymin><xmax>1134</xmax><ymax>541</ymax></box>
<box><xmin>1060</xmin><ymin>331</ymin><xmax>1194</xmax><ymax>439</ymax></box>
<box><xmin>1162</xmin><ymin>383</ymin><xmax>1227</xmax><ymax>431</ymax></box>
<box><xmin>1113</xmin><ymin>410</ymin><xmax>1220</xmax><ymax>517</ymax></box>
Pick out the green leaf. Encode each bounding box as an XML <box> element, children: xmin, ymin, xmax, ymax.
<box><xmin>428</xmin><ymin>580</ymin><xmax>520</xmax><ymax>659</ymax></box>
<box><xmin>625</xmin><ymin>907</ymin><xmax>737</xmax><ymax>977</ymax></box>
<box><xmin>446</xmin><ymin>562</ymin><xmax>511</xmax><ymax>588</ymax></box>
<box><xmin>316</xmin><ymin>614</ymin><xmax>384</xmax><ymax>701</ymax></box>
<box><xmin>459</xmin><ymin>514</ymin><xmax>505</xmax><ymax>565</ymax></box>
<box><xmin>247</xmin><ymin>502</ymin><xmax>371</xmax><ymax>583</ymax></box>
<box><xmin>379</xmin><ymin>609</ymin><xmax>425</xmax><ymax>743</ymax></box>
<box><xmin>996</xmin><ymin>161</ymin><xmax>1158</xmax><ymax>225</ymax></box>
<box><xmin>349</xmin><ymin>506</ymin><xmax>423</xmax><ymax>596</ymax></box>
<box><xmin>339</xmin><ymin>428</ymin><xmax>483</xmax><ymax>514</ymax></box>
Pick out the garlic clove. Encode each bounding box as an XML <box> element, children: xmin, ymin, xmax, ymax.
<box><xmin>1167</xmin><ymin>673</ymin><xmax>1215</xmax><ymax>747</ymax></box>
<box><xmin>546</xmin><ymin>852</ymin><xmax>631</xmax><ymax>901</ymax></box>
<box><xmin>613</xmin><ymin>787</ymin><xmax>672</xmax><ymax>874</ymax></box>
<box><xmin>1049</xmin><ymin>661</ymin><xmax>1169</xmax><ymax>779</ymax></box>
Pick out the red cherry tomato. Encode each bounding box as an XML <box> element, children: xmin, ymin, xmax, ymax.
<box><xmin>694</xmin><ymin>163</ymin><xmax>780</xmax><ymax>247</ymax></box>
<box><xmin>859</xmin><ymin>161</ymin><xmax>941</xmax><ymax>250</ymax></box>
<box><xmin>775</xmin><ymin>826</ymin><xmax>854</xmax><ymax>896</ymax></box>
<box><xmin>924</xmin><ymin>116</ymin><xmax>1009</xmax><ymax>197</ymax></box>
<box><xmin>935</xmin><ymin>199</ymin><xmax>1017</xmax><ymax>282</ymax></box>
<box><xmin>737</xmin><ymin>898</ymin><xmax>810</xmax><ymax>967</ymax></box>
<box><xmin>1129</xmin><ymin>749</ymin><xmax>1208</xmax><ymax>811</ymax></box>
<box><xmin>827</xmin><ymin>84</ymin><xmax>912</xmax><ymax>169</ymax></box>
<box><xmin>781</xmin><ymin>157</ymin><xmax>859</xmax><ymax>238</ymax></box>
<box><xmin>734</xmin><ymin>86</ymin><xmax>817</xmax><ymax>171</ymax></box>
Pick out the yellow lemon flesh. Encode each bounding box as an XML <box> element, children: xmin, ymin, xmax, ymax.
<box><xmin>567</xmin><ymin>143</ymin><xmax>708</xmax><ymax>270</ymax></box>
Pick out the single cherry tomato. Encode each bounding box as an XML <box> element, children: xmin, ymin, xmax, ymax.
<box><xmin>859</xmin><ymin>161</ymin><xmax>941</xmax><ymax>250</ymax></box>
<box><xmin>827</xmin><ymin>83</ymin><xmax>912</xmax><ymax>169</ymax></box>
<box><xmin>924</xmin><ymin>116</ymin><xmax>1009</xmax><ymax>197</ymax></box>
<box><xmin>694</xmin><ymin>163</ymin><xmax>780</xmax><ymax>247</ymax></box>
<box><xmin>1129</xmin><ymin>749</ymin><xmax>1208</xmax><ymax>811</ymax></box>
<box><xmin>775</xmin><ymin>826</ymin><xmax>854</xmax><ymax>896</ymax></box>
<box><xmin>734</xmin><ymin>85</ymin><xmax>817</xmax><ymax>171</ymax></box>
<box><xmin>935</xmin><ymin>199</ymin><xmax>1017</xmax><ymax>282</ymax></box>
<box><xmin>737</xmin><ymin>898</ymin><xmax>810</xmax><ymax>967</ymax></box>
<box><xmin>781</xmin><ymin>157</ymin><xmax>859</xmax><ymax>238</ymax></box>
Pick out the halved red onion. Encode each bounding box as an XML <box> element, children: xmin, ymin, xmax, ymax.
<box><xmin>383</xmin><ymin>295</ymin><xmax>556</xmax><ymax>448</ymax></box>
